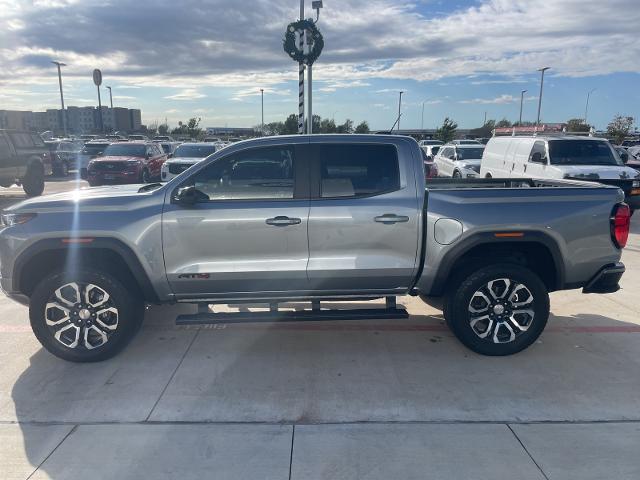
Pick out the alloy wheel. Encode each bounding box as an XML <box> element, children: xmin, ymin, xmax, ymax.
<box><xmin>44</xmin><ymin>282</ymin><xmax>119</xmax><ymax>350</ymax></box>
<box><xmin>467</xmin><ymin>278</ymin><xmax>535</xmax><ymax>344</ymax></box>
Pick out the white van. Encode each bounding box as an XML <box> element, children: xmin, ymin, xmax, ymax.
<box><xmin>480</xmin><ymin>135</ymin><xmax>640</xmax><ymax>211</ymax></box>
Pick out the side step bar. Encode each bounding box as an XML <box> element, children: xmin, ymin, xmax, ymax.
<box><xmin>175</xmin><ymin>297</ymin><xmax>408</xmax><ymax>326</ymax></box>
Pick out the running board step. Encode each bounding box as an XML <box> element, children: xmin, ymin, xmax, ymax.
<box><xmin>176</xmin><ymin>298</ymin><xmax>408</xmax><ymax>326</ymax></box>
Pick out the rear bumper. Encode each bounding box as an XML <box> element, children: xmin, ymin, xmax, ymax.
<box><xmin>583</xmin><ymin>262</ymin><xmax>625</xmax><ymax>294</ymax></box>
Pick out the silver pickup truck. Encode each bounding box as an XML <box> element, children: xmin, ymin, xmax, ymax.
<box><xmin>0</xmin><ymin>135</ymin><xmax>631</xmax><ymax>362</ymax></box>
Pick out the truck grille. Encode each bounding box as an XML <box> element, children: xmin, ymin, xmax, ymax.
<box><xmin>93</xmin><ymin>162</ymin><xmax>128</xmax><ymax>172</ymax></box>
<box><xmin>169</xmin><ymin>163</ymin><xmax>194</xmax><ymax>175</ymax></box>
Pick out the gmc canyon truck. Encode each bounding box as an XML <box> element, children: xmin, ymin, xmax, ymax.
<box><xmin>0</xmin><ymin>135</ymin><xmax>630</xmax><ymax>362</ymax></box>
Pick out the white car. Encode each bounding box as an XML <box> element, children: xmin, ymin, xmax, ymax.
<box><xmin>161</xmin><ymin>142</ymin><xmax>220</xmax><ymax>181</ymax></box>
<box><xmin>434</xmin><ymin>144</ymin><xmax>485</xmax><ymax>178</ymax></box>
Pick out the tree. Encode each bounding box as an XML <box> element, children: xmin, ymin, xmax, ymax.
<box><xmin>355</xmin><ymin>121</ymin><xmax>370</xmax><ymax>134</ymax></box>
<box><xmin>282</xmin><ymin>114</ymin><xmax>298</xmax><ymax>135</ymax></box>
<box><xmin>263</xmin><ymin>121</ymin><xmax>285</xmax><ymax>136</ymax></box>
<box><xmin>495</xmin><ymin>118</ymin><xmax>512</xmax><ymax>128</ymax></box>
<box><xmin>319</xmin><ymin>118</ymin><xmax>337</xmax><ymax>133</ymax></box>
<box><xmin>158</xmin><ymin>123</ymin><xmax>169</xmax><ymax>135</ymax></box>
<box><xmin>607</xmin><ymin>115</ymin><xmax>635</xmax><ymax>145</ymax></box>
<box><xmin>434</xmin><ymin>117</ymin><xmax>458</xmax><ymax>143</ymax></box>
<box><xmin>470</xmin><ymin>119</ymin><xmax>495</xmax><ymax>138</ymax></box>
<box><xmin>566</xmin><ymin>118</ymin><xmax>591</xmax><ymax>133</ymax></box>
<box><xmin>336</xmin><ymin>119</ymin><xmax>354</xmax><ymax>134</ymax></box>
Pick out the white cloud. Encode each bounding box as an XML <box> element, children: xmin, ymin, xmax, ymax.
<box><xmin>164</xmin><ymin>89</ymin><xmax>206</xmax><ymax>101</ymax></box>
<box><xmin>459</xmin><ymin>94</ymin><xmax>520</xmax><ymax>105</ymax></box>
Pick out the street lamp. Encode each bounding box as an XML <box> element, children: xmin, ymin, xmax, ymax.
<box><xmin>398</xmin><ymin>91</ymin><xmax>404</xmax><ymax>131</ymax></box>
<box><xmin>307</xmin><ymin>0</ymin><xmax>324</xmax><ymax>134</ymax></box>
<box><xmin>51</xmin><ymin>61</ymin><xmax>67</xmax><ymax>136</ymax></box>
<box><xmin>421</xmin><ymin>99</ymin><xmax>430</xmax><ymax>130</ymax></box>
<box><xmin>536</xmin><ymin>67</ymin><xmax>550</xmax><ymax>126</ymax></box>
<box><xmin>519</xmin><ymin>89</ymin><xmax>527</xmax><ymax>125</ymax></box>
<box><xmin>584</xmin><ymin>88</ymin><xmax>597</xmax><ymax>124</ymax></box>
<box><xmin>260</xmin><ymin>89</ymin><xmax>264</xmax><ymax>136</ymax></box>
<box><xmin>106</xmin><ymin>86</ymin><xmax>113</xmax><ymax>108</ymax></box>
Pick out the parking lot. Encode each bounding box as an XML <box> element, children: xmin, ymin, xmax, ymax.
<box><xmin>1</xmin><ymin>180</ymin><xmax>640</xmax><ymax>479</ymax></box>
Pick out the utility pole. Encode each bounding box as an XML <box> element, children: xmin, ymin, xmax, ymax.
<box><xmin>519</xmin><ymin>89</ymin><xmax>527</xmax><ymax>125</ymax></box>
<box><xmin>106</xmin><ymin>86</ymin><xmax>113</xmax><ymax>108</ymax></box>
<box><xmin>260</xmin><ymin>89</ymin><xmax>264</xmax><ymax>136</ymax></box>
<box><xmin>421</xmin><ymin>100</ymin><xmax>428</xmax><ymax>130</ymax></box>
<box><xmin>584</xmin><ymin>88</ymin><xmax>597</xmax><ymax>124</ymax></box>
<box><xmin>484</xmin><ymin>111</ymin><xmax>487</xmax><ymax>125</ymax></box>
<box><xmin>398</xmin><ymin>91</ymin><xmax>404</xmax><ymax>131</ymax></box>
<box><xmin>51</xmin><ymin>61</ymin><xmax>67</xmax><ymax>136</ymax></box>
<box><xmin>298</xmin><ymin>0</ymin><xmax>305</xmax><ymax>134</ymax></box>
<box><xmin>536</xmin><ymin>67</ymin><xmax>550</xmax><ymax>126</ymax></box>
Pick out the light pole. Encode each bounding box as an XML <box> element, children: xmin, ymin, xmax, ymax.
<box><xmin>106</xmin><ymin>86</ymin><xmax>113</xmax><ymax>108</ymax></box>
<box><xmin>260</xmin><ymin>89</ymin><xmax>264</xmax><ymax>136</ymax></box>
<box><xmin>421</xmin><ymin>99</ymin><xmax>430</xmax><ymax>130</ymax></box>
<box><xmin>584</xmin><ymin>88</ymin><xmax>597</xmax><ymax>124</ymax></box>
<box><xmin>519</xmin><ymin>89</ymin><xmax>527</xmax><ymax>125</ymax></box>
<box><xmin>398</xmin><ymin>91</ymin><xmax>404</xmax><ymax>131</ymax></box>
<box><xmin>536</xmin><ymin>67</ymin><xmax>550</xmax><ymax>126</ymax></box>
<box><xmin>51</xmin><ymin>61</ymin><xmax>67</xmax><ymax>136</ymax></box>
<box><xmin>307</xmin><ymin>0</ymin><xmax>323</xmax><ymax>134</ymax></box>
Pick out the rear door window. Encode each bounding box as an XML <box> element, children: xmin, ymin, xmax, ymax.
<box><xmin>315</xmin><ymin>144</ymin><xmax>400</xmax><ymax>199</ymax></box>
<box><xmin>9</xmin><ymin>132</ymin><xmax>34</xmax><ymax>148</ymax></box>
<box><xmin>0</xmin><ymin>135</ymin><xmax>12</xmax><ymax>156</ymax></box>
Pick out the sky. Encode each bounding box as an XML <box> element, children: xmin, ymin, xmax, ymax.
<box><xmin>1</xmin><ymin>0</ymin><xmax>639</xmax><ymax>131</ymax></box>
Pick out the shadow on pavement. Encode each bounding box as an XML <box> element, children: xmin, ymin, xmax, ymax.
<box><xmin>10</xmin><ymin>303</ymin><xmax>640</xmax><ymax>477</ymax></box>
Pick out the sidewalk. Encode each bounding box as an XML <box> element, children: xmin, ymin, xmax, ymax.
<box><xmin>3</xmin><ymin>421</ymin><xmax>640</xmax><ymax>479</ymax></box>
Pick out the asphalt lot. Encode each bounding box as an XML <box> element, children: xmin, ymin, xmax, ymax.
<box><xmin>1</xmin><ymin>179</ymin><xmax>640</xmax><ymax>479</ymax></box>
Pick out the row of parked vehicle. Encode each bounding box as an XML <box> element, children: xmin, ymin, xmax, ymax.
<box><xmin>419</xmin><ymin>133</ymin><xmax>640</xmax><ymax>212</ymax></box>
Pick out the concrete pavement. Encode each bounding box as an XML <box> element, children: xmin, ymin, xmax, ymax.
<box><xmin>1</xmin><ymin>183</ymin><xmax>640</xmax><ymax>479</ymax></box>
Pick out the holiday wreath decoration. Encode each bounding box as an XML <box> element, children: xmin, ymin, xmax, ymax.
<box><xmin>283</xmin><ymin>19</ymin><xmax>324</xmax><ymax>65</ymax></box>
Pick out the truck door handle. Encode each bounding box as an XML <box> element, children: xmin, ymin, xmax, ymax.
<box><xmin>266</xmin><ymin>216</ymin><xmax>302</xmax><ymax>227</ymax></box>
<box><xmin>375</xmin><ymin>214</ymin><xmax>410</xmax><ymax>224</ymax></box>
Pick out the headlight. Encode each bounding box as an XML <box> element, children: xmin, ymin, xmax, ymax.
<box><xmin>1</xmin><ymin>213</ymin><xmax>37</xmax><ymax>227</ymax></box>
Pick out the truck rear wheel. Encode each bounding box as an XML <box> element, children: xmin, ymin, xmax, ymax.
<box><xmin>443</xmin><ymin>264</ymin><xmax>549</xmax><ymax>356</ymax></box>
<box><xmin>22</xmin><ymin>163</ymin><xmax>45</xmax><ymax>197</ymax></box>
<box><xmin>29</xmin><ymin>269</ymin><xmax>144</xmax><ymax>362</ymax></box>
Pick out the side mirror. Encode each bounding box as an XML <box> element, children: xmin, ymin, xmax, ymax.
<box><xmin>168</xmin><ymin>153</ymin><xmax>174</xmax><ymax>159</ymax></box>
<box><xmin>620</xmin><ymin>152</ymin><xmax>629</xmax><ymax>163</ymax></box>
<box><xmin>146</xmin><ymin>153</ymin><xmax>152</xmax><ymax>159</ymax></box>
<box><xmin>172</xmin><ymin>185</ymin><xmax>207</xmax><ymax>206</ymax></box>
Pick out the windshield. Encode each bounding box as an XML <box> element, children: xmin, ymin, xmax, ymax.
<box><xmin>457</xmin><ymin>147</ymin><xmax>484</xmax><ymax>160</ymax></box>
<box><xmin>81</xmin><ymin>143</ymin><xmax>109</xmax><ymax>154</ymax></box>
<box><xmin>103</xmin><ymin>144</ymin><xmax>147</xmax><ymax>157</ymax></box>
<box><xmin>549</xmin><ymin>140</ymin><xmax>621</xmax><ymax>166</ymax></box>
<box><xmin>175</xmin><ymin>145</ymin><xmax>217</xmax><ymax>158</ymax></box>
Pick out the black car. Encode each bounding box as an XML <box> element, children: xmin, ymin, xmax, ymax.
<box><xmin>0</xmin><ymin>130</ymin><xmax>51</xmax><ymax>196</ymax></box>
<box><xmin>45</xmin><ymin>140</ymin><xmax>82</xmax><ymax>177</ymax></box>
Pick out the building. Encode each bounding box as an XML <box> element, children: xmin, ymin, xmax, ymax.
<box><xmin>0</xmin><ymin>107</ymin><xmax>143</xmax><ymax>135</ymax></box>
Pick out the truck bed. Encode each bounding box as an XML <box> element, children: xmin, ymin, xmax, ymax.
<box><xmin>425</xmin><ymin>177</ymin><xmax>615</xmax><ymax>190</ymax></box>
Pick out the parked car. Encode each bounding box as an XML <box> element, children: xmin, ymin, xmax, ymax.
<box><xmin>418</xmin><ymin>140</ymin><xmax>443</xmax><ymax>147</ymax></box>
<box><xmin>87</xmin><ymin>141</ymin><xmax>167</xmax><ymax>186</ymax></box>
<box><xmin>159</xmin><ymin>142</ymin><xmax>180</xmax><ymax>158</ymax></box>
<box><xmin>78</xmin><ymin>140</ymin><xmax>111</xmax><ymax>179</ymax></box>
<box><xmin>45</xmin><ymin>140</ymin><xmax>82</xmax><ymax>177</ymax></box>
<box><xmin>420</xmin><ymin>148</ymin><xmax>438</xmax><ymax>179</ymax></box>
<box><xmin>203</xmin><ymin>137</ymin><xmax>222</xmax><ymax>143</ymax></box>
<box><xmin>452</xmin><ymin>139</ymin><xmax>482</xmax><ymax>145</ymax></box>
<box><xmin>421</xmin><ymin>144</ymin><xmax>441</xmax><ymax>161</ymax></box>
<box><xmin>480</xmin><ymin>135</ymin><xmax>640</xmax><ymax>212</ymax></box>
<box><xmin>79</xmin><ymin>134</ymin><xmax>99</xmax><ymax>142</ymax></box>
<box><xmin>127</xmin><ymin>134</ymin><xmax>148</xmax><ymax>141</ymax></box>
<box><xmin>105</xmin><ymin>134</ymin><xmax>126</xmax><ymax>142</ymax></box>
<box><xmin>153</xmin><ymin>136</ymin><xmax>173</xmax><ymax>142</ymax></box>
<box><xmin>0</xmin><ymin>129</ymin><xmax>51</xmax><ymax>196</ymax></box>
<box><xmin>160</xmin><ymin>142</ymin><xmax>219</xmax><ymax>181</ymax></box>
<box><xmin>434</xmin><ymin>144</ymin><xmax>485</xmax><ymax>178</ymax></box>
<box><xmin>0</xmin><ymin>135</ymin><xmax>630</xmax><ymax>362</ymax></box>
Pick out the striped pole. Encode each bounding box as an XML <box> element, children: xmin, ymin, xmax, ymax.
<box><xmin>298</xmin><ymin>0</ymin><xmax>305</xmax><ymax>134</ymax></box>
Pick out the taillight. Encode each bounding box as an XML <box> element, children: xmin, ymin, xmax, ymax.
<box><xmin>611</xmin><ymin>203</ymin><xmax>631</xmax><ymax>249</ymax></box>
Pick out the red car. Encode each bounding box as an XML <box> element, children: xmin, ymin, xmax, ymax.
<box><xmin>87</xmin><ymin>142</ymin><xmax>167</xmax><ymax>186</ymax></box>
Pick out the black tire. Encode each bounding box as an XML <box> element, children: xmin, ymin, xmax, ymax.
<box><xmin>452</xmin><ymin>170</ymin><xmax>462</xmax><ymax>179</ymax></box>
<box><xmin>54</xmin><ymin>161</ymin><xmax>70</xmax><ymax>177</ymax></box>
<box><xmin>22</xmin><ymin>163</ymin><xmax>45</xmax><ymax>197</ymax></box>
<box><xmin>443</xmin><ymin>264</ymin><xmax>549</xmax><ymax>356</ymax></box>
<box><xmin>29</xmin><ymin>269</ymin><xmax>144</xmax><ymax>362</ymax></box>
<box><xmin>485</xmin><ymin>173</ymin><xmax>492</xmax><ymax>178</ymax></box>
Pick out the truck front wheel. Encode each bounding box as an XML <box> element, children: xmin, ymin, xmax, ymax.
<box><xmin>443</xmin><ymin>264</ymin><xmax>549</xmax><ymax>356</ymax></box>
<box><xmin>29</xmin><ymin>269</ymin><xmax>144</xmax><ymax>362</ymax></box>
<box><xmin>22</xmin><ymin>163</ymin><xmax>45</xmax><ymax>197</ymax></box>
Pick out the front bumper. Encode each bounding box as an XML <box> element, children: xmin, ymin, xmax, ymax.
<box><xmin>87</xmin><ymin>169</ymin><xmax>141</xmax><ymax>184</ymax></box>
<box><xmin>583</xmin><ymin>262</ymin><xmax>625</xmax><ymax>294</ymax></box>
